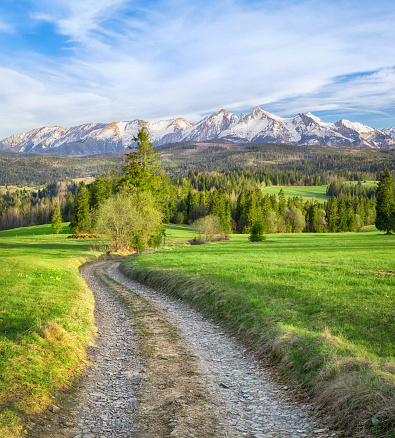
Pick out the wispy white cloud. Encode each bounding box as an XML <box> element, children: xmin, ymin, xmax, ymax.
<box><xmin>265</xmin><ymin>68</ymin><xmax>395</xmax><ymax>119</ymax></box>
<box><xmin>0</xmin><ymin>0</ymin><xmax>395</xmax><ymax>138</ymax></box>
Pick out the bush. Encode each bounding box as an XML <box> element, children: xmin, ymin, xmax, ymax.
<box><xmin>94</xmin><ymin>188</ymin><xmax>163</xmax><ymax>251</ymax></box>
<box><xmin>193</xmin><ymin>215</ymin><xmax>222</xmax><ymax>242</ymax></box>
<box><xmin>249</xmin><ymin>220</ymin><xmax>267</xmax><ymax>242</ymax></box>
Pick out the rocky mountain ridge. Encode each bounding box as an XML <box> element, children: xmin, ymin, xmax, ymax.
<box><xmin>0</xmin><ymin>107</ymin><xmax>394</xmax><ymax>155</ymax></box>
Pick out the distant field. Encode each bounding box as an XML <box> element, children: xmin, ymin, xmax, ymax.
<box><xmin>262</xmin><ymin>181</ymin><xmax>378</xmax><ymax>202</ymax></box>
<box><xmin>262</xmin><ymin>185</ymin><xmax>330</xmax><ymax>202</ymax></box>
<box><xmin>122</xmin><ymin>228</ymin><xmax>395</xmax><ymax>436</ymax></box>
<box><xmin>0</xmin><ymin>224</ymin><xmax>98</xmax><ymax>436</ymax></box>
<box><xmin>164</xmin><ymin>224</ymin><xmax>196</xmax><ymax>243</ymax></box>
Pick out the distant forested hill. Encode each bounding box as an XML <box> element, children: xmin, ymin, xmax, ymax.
<box><xmin>157</xmin><ymin>141</ymin><xmax>395</xmax><ymax>178</ymax></box>
<box><xmin>0</xmin><ymin>152</ymin><xmax>125</xmax><ymax>186</ymax></box>
<box><xmin>1</xmin><ymin>141</ymin><xmax>395</xmax><ymax>186</ymax></box>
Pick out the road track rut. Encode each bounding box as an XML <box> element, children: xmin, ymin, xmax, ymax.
<box><xmin>38</xmin><ymin>261</ymin><xmax>339</xmax><ymax>438</ymax></box>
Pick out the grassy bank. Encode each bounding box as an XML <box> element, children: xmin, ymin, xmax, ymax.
<box><xmin>0</xmin><ymin>224</ymin><xmax>99</xmax><ymax>437</ymax></box>
<box><xmin>121</xmin><ymin>228</ymin><xmax>395</xmax><ymax>437</ymax></box>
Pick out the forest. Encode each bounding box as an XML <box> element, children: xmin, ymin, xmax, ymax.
<box><xmin>1</xmin><ymin>141</ymin><xmax>395</xmax><ymax>186</ymax></box>
<box><xmin>1</xmin><ymin>137</ymin><xmax>394</xmax><ymax>236</ymax></box>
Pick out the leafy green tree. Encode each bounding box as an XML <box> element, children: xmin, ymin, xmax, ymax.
<box><xmin>249</xmin><ymin>219</ymin><xmax>266</xmax><ymax>241</ymax></box>
<box><xmin>94</xmin><ymin>188</ymin><xmax>163</xmax><ymax>251</ymax></box>
<box><xmin>283</xmin><ymin>206</ymin><xmax>305</xmax><ymax>232</ymax></box>
<box><xmin>70</xmin><ymin>182</ymin><xmax>91</xmax><ymax>234</ymax></box>
<box><xmin>263</xmin><ymin>209</ymin><xmax>278</xmax><ymax>233</ymax></box>
<box><xmin>193</xmin><ymin>215</ymin><xmax>222</xmax><ymax>242</ymax></box>
<box><xmin>51</xmin><ymin>202</ymin><xmax>63</xmax><ymax>234</ymax></box>
<box><xmin>375</xmin><ymin>168</ymin><xmax>395</xmax><ymax>234</ymax></box>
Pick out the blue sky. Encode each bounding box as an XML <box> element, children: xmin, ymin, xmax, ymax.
<box><xmin>0</xmin><ymin>0</ymin><xmax>394</xmax><ymax>138</ymax></box>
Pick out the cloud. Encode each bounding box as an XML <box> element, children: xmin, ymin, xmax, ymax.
<box><xmin>0</xmin><ymin>0</ymin><xmax>395</xmax><ymax>138</ymax></box>
<box><xmin>264</xmin><ymin>67</ymin><xmax>395</xmax><ymax>118</ymax></box>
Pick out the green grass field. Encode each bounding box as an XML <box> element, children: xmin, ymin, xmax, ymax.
<box><xmin>1</xmin><ymin>222</ymin><xmax>393</xmax><ymax>436</ymax></box>
<box><xmin>261</xmin><ymin>181</ymin><xmax>378</xmax><ymax>202</ymax></box>
<box><xmin>163</xmin><ymin>223</ymin><xmax>197</xmax><ymax>243</ymax></box>
<box><xmin>262</xmin><ymin>185</ymin><xmax>331</xmax><ymax>202</ymax></box>
<box><xmin>0</xmin><ymin>224</ymin><xmax>99</xmax><ymax>437</ymax></box>
<box><xmin>122</xmin><ymin>228</ymin><xmax>395</xmax><ymax>436</ymax></box>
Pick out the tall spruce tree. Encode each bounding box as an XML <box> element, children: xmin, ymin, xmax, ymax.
<box><xmin>122</xmin><ymin>126</ymin><xmax>162</xmax><ymax>194</ymax></box>
<box><xmin>375</xmin><ymin>168</ymin><xmax>395</xmax><ymax>234</ymax></box>
<box><xmin>326</xmin><ymin>196</ymin><xmax>338</xmax><ymax>232</ymax></box>
<box><xmin>51</xmin><ymin>202</ymin><xmax>63</xmax><ymax>234</ymax></box>
<box><xmin>70</xmin><ymin>182</ymin><xmax>91</xmax><ymax>234</ymax></box>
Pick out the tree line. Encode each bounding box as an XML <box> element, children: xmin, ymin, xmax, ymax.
<box><xmin>1</xmin><ymin>129</ymin><xmax>394</xmax><ymax>240</ymax></box>
<box><xmin>0</xmin><ymin>182</ymin><xmax>76</xmax><ymax>231</ymax></box>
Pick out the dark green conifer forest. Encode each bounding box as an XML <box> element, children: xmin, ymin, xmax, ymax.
<box><xmin>0</xmin><ymin>139</ymin><xmax>394</xmax><ymax>236</ymax></box>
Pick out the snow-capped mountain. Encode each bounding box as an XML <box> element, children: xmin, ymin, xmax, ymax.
<box><xmin>382</xmin><ymin>127</ymin><xmax>395</xmax><ymax>142</ymax></box>
<box><xmin>0</xmin><ymin>107</ymin><xmax>393</xmax><ymax>155</ymax></box>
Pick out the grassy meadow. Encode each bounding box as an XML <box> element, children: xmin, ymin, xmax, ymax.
<box><xmin>262</xmin><ymin>185</ymin><xmax>331</xmax><ymax>202</ymax></box>
<box><xmin>261</xmin><ymin>181</ymin><xmax>378</xmax><ymax>202</ymax></box>
<box><xmin>0</xmin><ymin>224</ymin><xmax>99</xmax><ymax>437</ymax></box>
<box><xmin>122</xmin><ymin>227</ymin><xmax>395</xmax><ymax>436</ymax></box>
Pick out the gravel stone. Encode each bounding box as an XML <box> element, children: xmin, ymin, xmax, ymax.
<box><xmin>109</xmin><ymin>262</ymin><xmax>339</xmax><ymax>438</ymax></box>
<box><xmin>74</xmin><ymin>265</ymin><xmax>144</xmax><ymax>437</ymax></box>
<box><xmin>69</xmin><ymin>261</ymin><xmax>339</xmax><ymax>438</ymax></box>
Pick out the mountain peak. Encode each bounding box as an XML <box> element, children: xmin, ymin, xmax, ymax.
<box><xmin>0</xmin><ymin>108</ymin><xmax>393</xmax><ymax>154</ymax></box>
<box><xmin>305</xmin><ymin>112</ymin><xmax>323</xmax><ymax>123</ymax></box>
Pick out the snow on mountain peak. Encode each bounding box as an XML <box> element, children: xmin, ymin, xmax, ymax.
<box><xmin>337</xmin><ymin>119</ymin><xmax>374</xmax><ymax>134</ymax></box>
<box><xmin>0</xmin><ymin>108</ymin><xmax>393</xmax><ymax>154</ymax></box>
<box><xmin>305</xmin><ymin>112</ymin><xmax>324</xmax><ymax>124</ymax></box>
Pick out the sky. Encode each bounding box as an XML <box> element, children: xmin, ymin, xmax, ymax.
<box><xmin>0</xmin><ymin>0</ymin><xmax>394</xmax><ymax>139</ymax></box>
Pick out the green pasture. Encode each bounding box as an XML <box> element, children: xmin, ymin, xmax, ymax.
<box><xmin>0</xmin><ymin>224</ymin><xmax>98</xmax><ymax>436</ymax></box>
<box><xmin>126</xmin><ymin>229</ymin><xmax>395</xmax><ymax>360</ymax></box>
<box><xmin>122</xmin><ymin>227</ymin><xmax>395</xmax><ymax>435</ymax></box>
<box><xmin>164</xmin><ymin>224</ymin><xmax>196</xmax><ymax>243</ymax></box>
<box><xmin>262</xmin><ymin>185</ymin><xmax>330</xmax><ymax>202</ymax></box>
<box><xmin>261</xmin><ymin>181</ymin><xmax>377</xmax><ymax>203</ymax></box>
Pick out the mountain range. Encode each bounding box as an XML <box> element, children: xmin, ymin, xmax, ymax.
<box><xmin>1</xmin><ymin>107</ymin><xmax>394</xmax><ymax>155</ymax></box>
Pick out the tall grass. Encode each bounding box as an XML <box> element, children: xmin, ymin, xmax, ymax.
<box><xmin>0</xmin><ymin>224</ymin><xmax>98</xmax><ymax>437</ymax></box>
<box><xmin>121</xmin><ymin>228</ymin><xmax>395</xmax><ymax>437</ymax></box>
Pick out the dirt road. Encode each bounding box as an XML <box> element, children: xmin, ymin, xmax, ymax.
<box><xmin>38</xmin><ymin>261</ymin><xmax>338</xmax><ymax>438</ymax></box>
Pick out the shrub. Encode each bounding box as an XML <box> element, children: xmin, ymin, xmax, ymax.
<box><xmin>94</xmin><ymin>188</ymin><xmax>163</xmax><ymax>251</ymax></box>
<box><xmin>249</xmin><ymin>220</ymin><xmax>267</xmax><ymax>242</ymax></box>
<box><xmin>193</xmin><ymin>215</ymin><xmax>222</xmax><ymax>242</ymax></box>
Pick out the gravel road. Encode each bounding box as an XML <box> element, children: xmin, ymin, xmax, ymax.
<box><xmin>58</xmin><ymin>261</ymin><xmax>340</xmax><ymax>438</ymax></box>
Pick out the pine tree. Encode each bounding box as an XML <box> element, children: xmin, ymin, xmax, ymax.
<box><xmin>51</xmin><ymin>202</ymin><xmax>63</xmax><ymax>234</ymax></box>
<box><xmin>346</xmin><ymin>201</ymin><xmax>357</xmax><ymax>232</ymax></box>
<box><xmin>375</xmin><ymin>168</ymin><xmax>395</xmax><ymax>234</ymax></box>
<box><xmin>122</xmin><ymin>126</ymin><xmax>162</xmax><ymax>194</ymax></box>
<box><xmin>70</xmin><ymin>182</ymin><xmax>91</xmax><ymax>234</ymax></box>
<box><xmin>249</xmin><ymin>219</ymin><xmax>266</xmax><ymax>242</ymax></box>
<box><xmin>326</xmin><ymin>196</ymin><xmax>338</xmax><ymax>232</ymax></box>
<box><xmin>338</xmin><ymin>199</ymin><xmax>348</xmax><ymax>231</ymax></box>
<box><xmin>278</xmin><ymin>188</ymin><xmax>286</xmax><ymax>214</ymax></box>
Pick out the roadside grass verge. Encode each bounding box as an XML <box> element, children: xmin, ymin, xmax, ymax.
<box><xmin>0</xmin><ymin>224</ymin><xmax>99</xmax><ymax>437</ymax></box>
<box><xmin>121</xmin><ymin>229</ymin><xmax>395</xmax><ymax>437</ymax></box>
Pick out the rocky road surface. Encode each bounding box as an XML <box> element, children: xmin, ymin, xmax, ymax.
<box><xmin>39</xmin><ymin>261</ymin><xmax>339</xmax><ymax>438</ymax></box>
